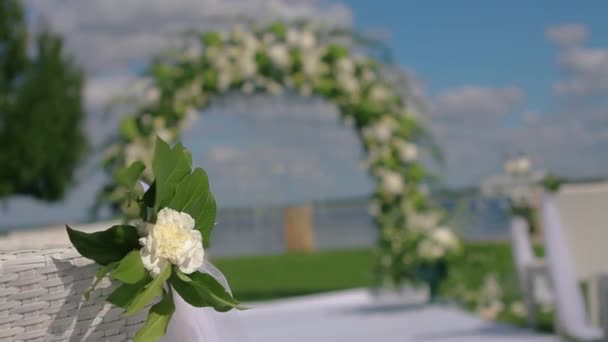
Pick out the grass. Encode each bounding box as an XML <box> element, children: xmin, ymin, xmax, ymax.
<box><xmin>214</xmin><ymin>243</ymin><xmax>555</xmax><ymax>332</ymax></box>
<box><xmin>214</xmin><ymin>249</ymin><xmax>375</xmax><ymax>301</ymax></box>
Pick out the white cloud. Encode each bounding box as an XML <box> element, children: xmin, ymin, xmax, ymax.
<box><xmin>24</xmin><ymin>0</ymin><xmax>352</xmax><ymax>74</ymax></box>
<box><xmin>553</xmin><ymin>48</ymin><xmax>608</xmax><ymax>96</ymax></box>
<box><xmin>432</xmin><ymin>86</ymin><xmax>524</xmax><ymax>118</ymax></box>
<box><xmin>546</xmin><ymin>23</ymin><xmax>588</xmax><ymax>47</ymax></box>
<box><xmin>429</xmin><ymin>23</ymin><xmax>608</xmax><ymax>187</ymax></box>
<box><xmin>522</xmin><ymin>110</ymin><xmax>539</xmax><ymax>125</ymax></box>
<box><xmin>547</xmin><ymin>23</ymin><xmax>608</xmax><ymax>97</ymax></box>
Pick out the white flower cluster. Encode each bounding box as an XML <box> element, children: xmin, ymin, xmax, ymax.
<box><xmin>481</xmin><ymin>155</ymin><xmax>543</xmax><ymax>209</ymax></box>
<box><xmin>503</xmin><ymin>155</ymin><xmax>541</xmax><ymax>207</ymax></box>
<box><xmin>476</xmin><ymin>273</ymin><xmax>505</xmax><ymax>320</ymax></box>
<box><xmin>503</xmin><ymin>156</ymin><xmax>531</xmax><ymax>175</ymax></box>
<box><xmin>416</xmin><ymin>227</ymin><xmax>460</xmax><ymax>262</ymax></box>
<box><xmin>139</xmin><ymin>208</ymin><xmax>204</xmax><ymax>276</ymax></box>
<box><xmin>379</xmin><ymin>168</ymin><xmax>404</xmax><ymax>195</ymax></box>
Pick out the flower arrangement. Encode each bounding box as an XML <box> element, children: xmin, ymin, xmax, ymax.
<box><xmin>68</xmin><ymin>137</ymin><xmax>241</xmax><ymax>342</ymax></box>
<box><xmin>481</xmin><ymin>155</ymin><xmax>561</xmax><ymax>235</ymax></box>
<box><xmin>99</xmin><ymin>21</ymin><xmax>455</xmax><ymax>288</ymax></box>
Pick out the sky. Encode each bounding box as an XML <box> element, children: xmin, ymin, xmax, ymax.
<box><xmin>2</xmin><ymin>0</ymin><xmax>608</xmax><ymax>228</ymax></box>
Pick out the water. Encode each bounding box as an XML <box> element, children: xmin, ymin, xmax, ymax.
<box><xmin>207</xmin><ymin>196</ymin><xmax>511</xmax><ymax>257</ymax></box>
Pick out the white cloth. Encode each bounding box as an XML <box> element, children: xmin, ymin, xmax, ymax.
<box><xmin>541</xmin><ymin>195</ymin><xmax>603</xmax><ymax>340</ymax></box>
<box><xmin>510</xmin><ymin>217</ymin><xmax>536</xmax><ymax>277</ymax></box>
<box><xmin>162</xmin><ymin>260</ymin><xmax>248</xmax><ymax>342</ymax></box>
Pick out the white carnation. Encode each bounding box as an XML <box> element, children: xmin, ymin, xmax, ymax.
<box><xmin>238</xmin><ymin>55</ymin><xmax>257</xmax><ymax>78</ymax></box>
<box><xmin>268</xmin><ymin>44</ymin><xmax>290</xmax><ymax>69</ymax></box>
<box><xmin>369</xmin><ymin>85</ymin><xmax>391</xmax><ymax>102</ymax></box>
<box><xmin>417</xmin><ymin>240</ymin><xmax>444</xmax><ymax>260</ymax></box>
<box><xmin>407</xmin><ymin>210</ymin><xmax>440</xmax><ymax>233</ymax></box>
<box><xmin>504</xmin><ymin>156</ymin><xmax>532</xmax><ymax>175</ymax></box>
<box><xmin>381</xmin><ymin>170</ymin><xmax>404</xmax><ymax>195</ymax></box>
<box><xmin>337</xmin><ymin>74</ymin><xmax>359</xmax><ymax>94</ymax></box>
<box><xmin>370</xmin><ymin>121</ymin><xmax>392</xmax><ymax>143</ymax></box>
<box><xmin>516</xmin><ymin>156</ymin><xmax>531</xmax><ymax>173</ymax></box>
<box><xmin>287</xmin><ymin>29</ymin><xmax>316</xmax><ymax>49</ymax></box>
<box><xmin>336</xmin><ymin>58</ymin><xmax>355</xmax><ymax>75</ymax></box>
<box><xmin>298</xmin><ymin>30</ymin><xmax>316</xmax><ymax>49</ymax></box>
<box><xmin>301</xmin><ymin>51</ymin><xmax>320</xmax><ymax>77</ymax></box>
<box><xmin>395</xmin><ymin>141</ymin><xmax>418</xmax><ymax>162</ymax></box>
<box><xmin>139</xmin><ymin>208</ymin><xmax>204</xmax><ymax>277</ymax></box>
<box><xmin>431</xmin><ymin>227</ymin><xmax>459</xmax><ymax>250</ymax></box>
<box><xmin>145</xmin><ymin>87</ymin><xmax>160</xmax><ymax>104</ymax></box>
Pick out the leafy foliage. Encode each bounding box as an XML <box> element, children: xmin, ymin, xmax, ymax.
<box><xmin>66</xmin><ymin>225</ymin><xmax>140</xmax><ymax>265</ymax></box>
<box><xmin>152</xmin><ymin>138</ymin><xmax>192</xmax><ymax>210</ymax></box>
<box><xmin>167</xmin><ymin>168</ymin><xmax>216</xmax><ymax>247</ymax></box>
<box><xmin>125</xmin><ymin>265</ymin><xmax>171</xmax><ymax>316</ymax></box>
<box><xmin>111</xmin><ymin>250</ymin><xmax>147</xmax><ymax>284</ymax></box>
<box><xmin>67</xmin><ymin>136</ymin><xmax>238</xmax><ymax>342</ymax></box>
<box><xmin>0</xmin><ymin>0</ymin><xmax>86</xmax><ymax>200</ymax></box>
<box><xmin>540</xmin><ymin>172</ymin><xmax>562</xmax><ymax>193</ymax></box>
<box><xmin>170</xmin><ymin>270</ymin><xmax>242</xmax><ymax>311</ymax></box>
<box><xmin>134</xmin><ymin>291</ymin><xmax>175</xmax><ymax>342</ymax></box>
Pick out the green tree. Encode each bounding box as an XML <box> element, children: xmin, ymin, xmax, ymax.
<box><xmin>0</xmin><ymin>0</ymin><xmax>87</xmax><ymax>201</ymax></box>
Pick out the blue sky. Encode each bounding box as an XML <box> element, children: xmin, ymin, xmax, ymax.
<box><xmin>347</xmin><ymin>0</ymin><xmax>606</xmax><ymax>113</ymax></box>
<box><xmin>3</xmin><ymin>0</ymin><xmax>608</xmax><ymax>229</ymax></box>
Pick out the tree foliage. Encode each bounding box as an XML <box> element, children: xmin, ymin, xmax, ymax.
<box><xmin>0</xmin><ymin>0</ymin><xmax>86</xmax><ymax>201</ymax></box>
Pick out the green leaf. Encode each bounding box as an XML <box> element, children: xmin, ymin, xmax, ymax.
<box><xmin>107</xmin><ymin>275</ymin><xmax>152</xmax><ymax>308</ymax></box>
<box><xmin>202</xmin><ymin>70</ymin><xmax>218</xmax><ymax>92</ymax></box>
<box><xmin>202</xmin><ymin>32</ymin><xmax>222</xmax><ymax>46</ymax></box>
<box><xmin>152</xmin><ymin>137</ymin><xmax>192</xmax><ymax>210</ymax></box>
<box><xmin>169</xmin><ymin>270</ymin><xmax>243</xmax><ymax>312</ymax></box>
<box><xmin>84</xmin><ymin>261</ymin><xmax>119</xmax><ymax>300</ymax></box>
<box><xmin>268</xmin><ymin>22</ymin><xmax>287</xmax><ymax>38</ymax></box>
<box><xmin>195</xmin><ymin>191</ymin><xmax>216</xmax><ymax>248</ymax></box>
<box><xmin>133</xmin><ymin>290</ymin><xmax>175</xmax><ymax>342</ymax></box>
<box><xmin>115</xmin><ymin>161</ymin><xmax>146</xmax><ymax>189</ymax></box>
<box><xmin>167</xmin><ymin>168</ymin><xmax>209</xmax><ymax>211</ymax></box>
<box><xmin>119</xmin><ymin>117</ymin><xmax>139</xmax><ymax>139</ymax></box>
<box><xmin>66</xmin><ymin>225</ymin><xmax>140</xmax><ymax>265</ymax></box>
<box><xmin>125</xmin><ymin>265</ymin><xmax>171</xmax><ymax>316</ymax></box>
<box><xmin>325</xmin><ymin>44</ymin><xmax>349</xmax><ymax>61</ymax></box>
<box><xmin>111</xmin><ymin>250</ymin><xmax>146</xmax><ymax>284</ymax></box>
<box><xmin>142</xmin><ymin>181</ymin><xmax>156</xmax><ymax>208</ymax></box>
<box><xmin>166</xmin><ymin>168</ymin><xmax>216</xmax><ymax>246</ymax></box>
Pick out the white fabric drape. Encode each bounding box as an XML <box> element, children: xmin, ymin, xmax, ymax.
<box><xmin>541</xmin><ymin>195</ymin><xmax>603</xmax><ymax>340</ymax></box>
<box><xmin>510</xmin><ymin>217</ymin><xmax>536</xmax><ymax>278</ymax></box>
<box><xmin>162</xmin><ymin>260</ymin><xmax>248</xmax><ymax>342</ymax></box>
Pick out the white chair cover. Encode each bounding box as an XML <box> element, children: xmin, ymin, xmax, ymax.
<box><xmin>541</xmin><ymin>195</ymin><xmax>603</xmax><ymax>340</ymax></box>
<box><xmin>510</xmin><ymin>217</ymin><xmax>553</xmax><ymax>327</ymax></box>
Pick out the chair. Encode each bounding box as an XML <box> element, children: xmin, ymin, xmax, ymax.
<box><xmin>541</xmin><ymin>192</ymin><xmax>604</xmax><ymax>341</ymax></box>
<box><xmin>509</xmin><ymin>217</ymin><xmax>552</xmax><ymax>328</ymax></box>
<box><xmin>0</xmin><ymin>248</ymin><xmax>148</xmax><ymax>342</ymax></box>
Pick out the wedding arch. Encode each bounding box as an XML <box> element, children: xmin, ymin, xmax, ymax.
<box><xmin>102</xmin><ymin>22</ymin><xmax>459</xmax><ymax>287</ymax></box>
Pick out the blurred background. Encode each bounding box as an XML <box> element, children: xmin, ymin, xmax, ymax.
<box><xmin>1</xmin><ymin>0</ymin><xmax>607</xmax><ymax>337</ymax></box>
<box><xmin>3</xmin><ymin>0</ymin><xmax>606</xmax><ymax>240</ymax></box>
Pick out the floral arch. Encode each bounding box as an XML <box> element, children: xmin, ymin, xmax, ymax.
<box><xmin>102</xmin><ymin>22</ymin><xmax>459</xmax><ymax>287</ymax></box>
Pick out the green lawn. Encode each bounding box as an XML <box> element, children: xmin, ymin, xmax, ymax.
<box><xmin>214</xmin><ymin>243</ymin><xmax>554</xmax><ymax>332</ymax></box>
<box><xmin>214</xmin><ymin>249</ymin><xmax>375</xmax><ymax>301</ymax></box>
